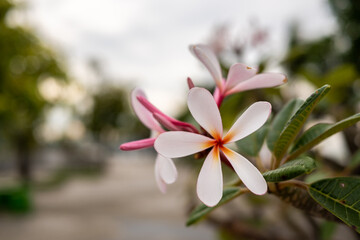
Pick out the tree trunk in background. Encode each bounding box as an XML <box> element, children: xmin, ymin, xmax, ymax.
<box><xmin>15</xmin><ymin>138</ymin><xmax>32</xmax><ymax>186</ymax></box>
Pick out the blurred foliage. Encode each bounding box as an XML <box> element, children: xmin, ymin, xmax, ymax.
<box><xmin>320</xmin><ymin>221</ymin><xmax>337</xmax><ymax>240</ymax></box>
<box><xmin>0</xmin><ymin>1</ymin><xmax>148</xmax><ymax>214</ymax></box>
<box><xmin>0</xmin><ymin>2</ymin><xmax>147</xmax><ymax>197</ymax></box>
<box><xmin>85</xmin><ymin>85</ymin><xmax>148</xmax><ymax>145</ymax></box>
<box><xmin>35</xmin><ymin>166</ymin><xmax>102</xmax><ymax>191</ymax></box>
<box><xmin>283</xmin><ymin>0</ymin><xmax>360</xmax><ymax>116</ymax></box>
<box><xmin>0</xmin><ymin>0</ymin><xmax>67</xmax><ymax>183</ymax></box>
<box><xmin>329</xmin><ymin>0</ymin><xmax>360</xmax><ymax>70</ymax></box>
<box><xmin>0</xmin><ymin>185</ymin><xmax>32</xmax><ymax>213</ymax></box>
<box><xmin>83</xmin><ymin>60</ymin><xmax>148</xmax><ymax>147</ymax></box>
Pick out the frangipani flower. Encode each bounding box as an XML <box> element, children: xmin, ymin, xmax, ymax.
<box><xmin>120</xmin><ymin>88</ymin><xmax>177</xmax><ymax>193</ymax></box>
<box><xmin>155</xmin><ymin>87</ymin><xmax>270</xmax><ymax>206</ymax></box>
<box><xmin>189</xmin><ymin>44</ymin><xmax>287</xmax><ymax>100</ymax></box>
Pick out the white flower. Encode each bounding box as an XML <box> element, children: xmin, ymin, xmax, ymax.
<box><xmin>155</xmin><ymin>87</ymin><xmax>270</xmax><ymax>206</ymax></box>
<box><xmin>120</xmin><ymin>88</ymin><xmax>177</xmax><ymax>193</ymax></box>
<box><xmin>189</xmin><ymin>44</ymin><xmax>287</xmax><ymax>96</ymax></box>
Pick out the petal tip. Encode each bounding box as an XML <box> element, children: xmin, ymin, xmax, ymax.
<box><xmin>262</xmin><ymin>102</ymin><xmax>272</xmax><ymax>121</ymax></box>
<box><xmin>189</xmin><ymin>44</ymin><xmax>200</xmax><ymax>55</ymax></box>
<box><xmin>247</xmin><ymin>175</ymin><xmax>268</xmax><ymax>196</ymax></box>
<box><xmin>188</xmin><ymin>86</ymin><xmax>206</xmax><ymax>97</ymax></box>
<box><xmin>197</xmin><ymin>189</ymin><xmax>221</xmax><ymax>207</ymax></box>
<box><xmin>202</xmin><ymin>200</ymin><xmax>218</xmax><ymax>207</ymax></box>
<box><xmin>258</xmin><ymin>101</ymin><xmax>272</xmax><ymax>116</ymax></box>
<box><xmin>159</xmin><ymin>158</ymin><xmax>178</xmax><ymax>184</ymax></box>
<box><xmin>251</xmin><ymin>184</ymin><xmax>268</xmax><ymax>195</ymax></box>
<box><xmin>163</xmin><ymin>177</ymin><xmax>176</xmax><ymax>184</ymax></box>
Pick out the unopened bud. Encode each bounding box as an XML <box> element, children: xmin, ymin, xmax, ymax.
<box><xmin>187</xmin><ymin>77</ymin><xmax>195</xmax><ymax>89</ymax></box>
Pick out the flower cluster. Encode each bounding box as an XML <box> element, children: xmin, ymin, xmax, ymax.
<box><xmin>120</xmin><ymin>44</ymin><xmax>287</xmax><ymax>206</ymax></box>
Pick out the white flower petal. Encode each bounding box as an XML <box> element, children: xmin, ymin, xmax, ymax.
<box><xmin>259</xmin><ymin>143</ymin><xmax>272</xmax><ymax>169</ymax></box>
<box><xmin>197</xmin><ymin>147</ymin><xmax>223</xmax><ymax>207</ymax></box>
<box><xmin>157</xmin><ymin>154</ymin><xmax>177</xmax><ymax>184</ymax></box>
<box><xmin>188</xmin><ymin>87</ymin><xmax>223</xmax><ymax>138</ymax></box>
<box><xmin>155</xmin><ymin>156</ymin><xmax>167</xmax><ymax>193</ymax></box>
<box><xmin>189</xmin><ymin>44</ymin><xmax>223</xmax><ymax>89</ymax></box>
<box><xmin>224</xmin><ymin>101</ymin><xmax>271</xmax><ymax>143</ymax></box>
<box><xmin>225</xmin><ymin>63</ymin><xmax>257</xmax><ymax>92</ymax></box>
<box><xmin>154</xmin><ymin>131</ymin><xmax>214</xmax><ymax>158</ymax></box>
<box><xmin>222</xmin><ymin>147</ymin><xmax>267</xmax><ymax>195</ymax></box>
<box><xmin>227</xmin><ymin>73</ymin><xmax>287</xmax><ymax>95</ymax></box>
<box><xmin>131</xmin><ymin>88</ymin><xmax>163</xmax><ymax>133</ymax></box>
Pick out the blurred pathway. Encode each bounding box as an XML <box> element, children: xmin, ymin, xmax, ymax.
<box><xmin>0</xmin><ymin>153</ymin><xmax>215</xmax><ymax>240</ymax></box>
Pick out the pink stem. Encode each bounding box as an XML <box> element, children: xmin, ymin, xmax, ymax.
<box><xmin>213</xmin><ymin>86</ymin><xmax>225</xmax><ymax>108</ymax></box>
<box><xmin>120</xmin><ymin>138</ymin><xmax>155</xmax><ymax>151</ymax></box>
<box><xmin>153</xmin><ymin>113</ymin><xmax>181</xmax><ymax>131</ymax></box>
<box><xmin>137</xmin><ymin>96</ymin><xmax>199</xmax><ymax>133</ymax></box>
<box><xmin>216</xmin><ymin>93</ymin><xmax>225</xmax><ymax>107</ymax></box>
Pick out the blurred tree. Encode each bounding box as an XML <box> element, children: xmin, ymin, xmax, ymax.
<box><xmin>85</xmin><ymin>86</ymin><xmax>148</xmax><ymax>146</ymax></box>
<box><xmin>329</xmin><ymin>0</ymin><xmax>360</xmax><ymax>70</ymax></box>
<box><xmin>282</xmin><ymin>0</ymin><xmax>360</xmax><ymax>116</ymax></box>
<box><xmin>84</xmin><ymin>59</ymin><xmax>148</xmax><ymax>148</ymax></box>
<box><xmin>0</xmin><ymin>0</ymin><xmax>67</xmax><ymax>184</ymax></box>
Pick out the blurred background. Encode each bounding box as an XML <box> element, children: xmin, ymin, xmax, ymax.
<box><xmin>0</xmin><ymin>0</ymin><xmax>359</xmax><ymax>239</ymax></box>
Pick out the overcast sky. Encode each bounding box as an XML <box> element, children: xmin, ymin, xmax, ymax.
<box><xmin>24</xmin><ymin>0</ymin><xmax>336</xmax><ymax>114</ymax></box>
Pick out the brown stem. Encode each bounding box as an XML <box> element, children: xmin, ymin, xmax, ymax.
<box><xmin>270</xmin><ymin>183</ymin><xmax>340</xmax><ymax>222</ymax></box>
<box><xmin>278</xmin><ymin>180</ymin><xmax>308</xmax><ymax>190</ymax></box>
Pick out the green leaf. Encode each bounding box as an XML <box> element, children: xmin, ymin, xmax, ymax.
<box><xmin>324</xmin><ymin>64</ymin><xmax>357</xmax><ymax>88</ymax></box>
<box><xmin>309</xmin><ymin>177</ymin><xmax>360</xmax><ymax>232</ymax></box>
<box><xmin>304</xmin><ymin>169</ymin><xmax>331</xmax><ymax>184</ymax></box>
<box><xmin>236</xmin><ymin>123</ymin><xmax>268</xmax><ymax>157</ymax></box>
<box><xmin>288</xmin><ymin>113</ymin><xmax>360</xmax><ymax>161</ymax></box>
<box><xmin>349</xmin><ymin>150</ymin><xmax>360</xmax><ymax>169</ymax></box>
<box><xmin>263</xmin><ymin>156</ymin><xmax>317</xmax><ymax>182</ymax></box>
<box><xmin>186</xmin><ymin>187</ymin><xmax>243</xmax><ymax>226</ymax></box>
<box><xmin>320</xmin><ymin>221</ymin><xmax>337</xmax><ymax>240</ymax></box>
<box><xmin>267</xmin><ymin>99</ymin><xmax>304</xmax><ymax>151</ymax></box>
<box><xmin>273</xmin><ymin>85</ymin><xmax>331</xmax><ymax>162</ymax></box>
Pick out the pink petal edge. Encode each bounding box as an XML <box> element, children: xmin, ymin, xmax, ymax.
<box><xmin>225</xmin><ymin>63</ymin><xmax>257</xmax><ymax>92</ymax></box>
<box><xmin>131</xmin><ymin>88</ymin><xmax>164</xmax><ymax>133</ymax></box>
<box><xmin>189</xmin><ymin>44</ymin><xmax>223</xmax><ymax>90</ymax></box>
<box><xmin>155</xmin><ymin>156</ymin><xmax>167</xmax><ymax>194</ymax></box>
<box><xmin>226</xmin><ymin>73</ymin><xmax>287</xmax><ymax>95</ymax></box>
<box><xmin>156</xmin><ymin>154</ymin><xmax>177</xmax><ymax>184</ymax></box>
